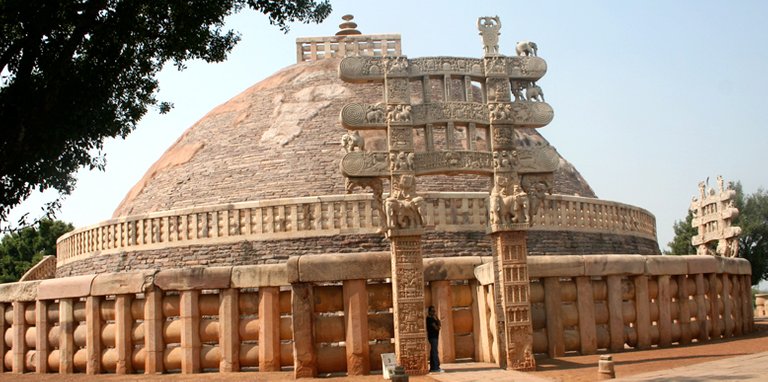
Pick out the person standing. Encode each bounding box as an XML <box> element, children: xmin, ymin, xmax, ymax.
<box><xmin>426</xmin><ymin>306</ymin><xmax>444</xmax><ymax>372</ymax></box>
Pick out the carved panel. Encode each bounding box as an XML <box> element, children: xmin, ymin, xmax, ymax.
<box><xmin>409</xmin><ymin>57</ymin><xmax>484</xmax><ymax>76</ymax></box>
<box><xmin>388</xmin><ymin>126</ymin><xmax>413</xmax><ymax>151</ymax></box>
<box><xmin>339</xmin><ymin>56</ymin><xmax>386</xmax><ymax>82</ymax></box>
<box><xmin>341</xmin><ymin>152</ymin><xmax>390</xmax><ymax>177</ymax></box>
<box><xmin>385</xmin><ymin>79</ymin><xmax>410</xmax><ymax>104</ymax></box>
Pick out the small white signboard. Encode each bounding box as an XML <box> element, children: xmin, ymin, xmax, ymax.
<box><xmin>381</xmin><ymin>353</ymin><xmax>396</xmax><ymax>380</ymax></box>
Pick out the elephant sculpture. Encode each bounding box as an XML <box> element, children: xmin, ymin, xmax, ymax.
<box><xmin>365</xmin><ymin>103</ymin><xmax>386</xmax><ymax>123</ymax></box>
<box><xmin>341</xmin><ymin>130</ymin><xmax>365</xmax><ymax>153</ymax></box>
<box><xmin>489</xmin><ymin>189</ymin><xmax>529</xmax><ymax>226</ymax></box>
<box><xmin>384</xmin><ymin>196</ymin><xmax>426</xmax><ymax>229</ymax></box>
<box><xmin>515</xmin><ymin>41</ymin><xmax>538</xmax><ymax>57</ymax></box>
<box><xmin>524</xmin><ymin>82</ymin><xmax>545</xmax><ymax>102</ymax></box>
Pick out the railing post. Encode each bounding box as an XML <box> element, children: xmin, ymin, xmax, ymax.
<box><xmin>59</xmin><ymin>298</ymin><xmax>75</xmax><ymax>374</ymax></box>
<box><xmin>343</xmin><ymin>279</ymin><xmax>370</xmax><ymax>375</ymax></box>
<box><xmin>606</xmin><ymin>275</ymin><xmax>624</xmax><ymax>352</ymax></box>
<box><xmin>543</xmin><ymin>277</ymin><xmax>564</xmax><ymax>357</ymax></box>
<box><xmin>115</xmin><ymin>294</ymin><xmax>133</xmax><ymax>374</ymax></box>
<box><xmin>219</xmin><ymin>288</ymin><xmax>240</xmax><ymax>372</ymax></box>
<box><xmin>633</xmin><ymin>275</ymin><xmax>651</xmax><ymax>349</ymax></box>
<box><xmin>35</xmin><ymin>301</ymin><xmax>49</xmax><ymax>373</ymax></box>
<box><xmin>258</xmin><ymin>287</ymin><xmax>281</xmax><ymax>371</ymax></box>
<box><xmin>292</xmin><ymin>283</ymin><xmax>317</xmax><ymax>378</ymax></box>
<box><xmin>431</xmin><ymin>280</ymin><xmax>455</xmax><ymax>363</ymax></box>
<box><xmin>12</xmin><ymin>301</ymin><xmax>26</xmax><ymax>373</ymax></box>
<box><xmin>677</xmin><ymin>275</ymin><xmax>692</xmax><ymax>344</ymax></box>
<box><xmin>85</xmin><ymin>296</ymin><xmax>102</xmax><ymax>374</ymax></box>
<box><xmin>657</xmin><ymin>275</ymin><xmax>672</xmax><ymax>347</ymax></box>
<box><xmin>180</xmin><ymin>290</ymin><xmax>200</xmax><ymax>373</ymax></box>
<box><xmin>144</xmin><ymin>287</ymin><xmax>163</xmax><ymax>374</ymax></box>
<box><xmin>576</xmin><ymin>276</ymin><xmax>597</xmax><ymax>354</ymax></box>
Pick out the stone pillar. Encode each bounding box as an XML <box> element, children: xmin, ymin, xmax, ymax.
<box><xmin>390</xmin><ymin>233</ymin><xmax>428</xmax><ymax>375</ymax></box>
<box><xmin>35</xmin><ymin>301</ymin><xmax>49</xmax><ymax>373</ymax></box>
<box><xmin>606</xmin><ymin>275</ymin><xmax>624</xmax><ymax>352</ymax></box>
<box><xmin>471</xmin><ymin>280</ymin><xmax>492</xmax><ymax>362</ymax></box>
<box><xmin>722</xmin><ymin>274</ymin><xmax>732</xmax><ymax>337</ymax></box>
<box><xmin>143</xmin><ymin>287</ymin><xmax>163</xmax><ymax>374</ymax></box>
<box><xmin>543</xmin><ymin>277</ymin><xmax>564</xmax><ymax>357</ymax></box>
<box><xmin>576</xmin><ymin>276</ymin><xmax>597</xmax><ymax>354</ymax></box>
<box><xmin>343</xmin><ymin>279</ymin><xmax>370</xmax><ymax>375</ymax></box>
<box><xmin>85</xmin><ymin>296</ymin><xmax>102</xmax><ymax>374</ymax></box>
<box><xmin>219</xmin><ymin>288</ymin><xmax>240</xmax><ymax>372</ymax></box>
<box><xmin>708</xmin><ymin>273</ymin><xmax>721</xmax><ymax>339</ymax></box>
<box><xmin>258</xmin><ymin>286</ymin><xmax>281</xmax><ymax>371</ymax></box>
<box><xmin>633</xmin><ymin>275</ymin><xmax>651</xmax><ymax>349</ymax></box>
<box><xmin>490</xmin><ymin>231</ymin><xmax>536</xmax><ymax>371</ymax></box>
<box><xmin>12</xmin><ymin>301</ymin><xmax>26</xmax><ymax>373</ymax></box>
<box><xmin>694</xmin><ymin>274</ymin><xmax>709</xmax><ymax>342</ymax></box>
<box><xmin>180</xmin><ymin>290</ymin><xmax>200</xmax><ymax>373</ymax></box>
<box><xmin>115</xmin><ymin>294</ymin><xmax>133</xmax><ymax>374</ymax></box>
<box><xmin>0</xmin><ymin>303</ymin><xmax>6</xmax><ymax>373</ymax></box>
<box><xmin>59</xmin><ymin>298</ymin><xmax>75</xmax><ymax>374</ymax></box>
<box><xmin>431</xmin><ymin>280</ymin><xmax>455</xmax><ymax>364</ymax></box>
<box><xmin>292</xmin><ymin>283</ymin><xmax>317</xmax><ymax>378</ymax></box>
<box><xmin>743</xmin><ymin>276</ymin><xmax>753</xmax><ymax>333</ymax></box>
<box><xmin>657</xmin><ymin>275</ymin><xmax>672</xmax><ymax>347</ymax></box>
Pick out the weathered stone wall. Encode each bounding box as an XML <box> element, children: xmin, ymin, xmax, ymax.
<box><xmin>56</xmin><ymin>230</ymin><xmax>659</xmax><ymax>277</ymax></box>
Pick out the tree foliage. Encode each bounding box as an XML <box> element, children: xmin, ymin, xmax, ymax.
<box><xmin>0</xmin><ymin>0</ymin><xmax>331</xmax><ymax>224</ymax></box>
<box><xmin>666</xmin><ymin>181</ymin><xmax>768</xmax><ymax>285</ymax></box>
<box><xmin>0</xmin><ymin>219</ymin><xmax>74</xmax><ymax>283</ymax></box>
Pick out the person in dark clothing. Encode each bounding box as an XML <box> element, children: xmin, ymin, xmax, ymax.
<box><xmin>426</xmin><ymin>305</ymin><xmax>443</xmax><ymax>372</ymax></box>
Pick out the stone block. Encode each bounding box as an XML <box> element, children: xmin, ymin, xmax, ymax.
<box><xmin>296</xmin><ymin>252</ymin><xmax>390</xmax><ymax>282</ymax></box>
<box><xmin>734</xmin><ymin>258</ymin><xmax>752</xmax><ymax>275</ymax></box>
<box><xmin>0</xmin><ymin>281</ymin><xmax>41</xmax><ymax>302</ymax></box>
<box><xmin>584</xmin><ymin>255</ymin><xmax>645</xmax><ymax>276</ymax></box>
<box><xmin>714</xmin><ymin>257</ymin><xmax>741</xmax><ymax>274</ymax></box>
<box><xmin>473</xmin><ymin>263</ymin><xmax>494</xmax><ymax>286</ymax></box>
<box><xmin>529</xmin><ymin>256</ymin><xmax>585</xmax><ymax>278</ymax></box>
<box><xmin>423</xmin><ymin>257</ymin><xmax>484</xmax><ymax>282</ymax></box>
<box><xmin>231</xmin><ymin>264</ymin><xmax>290</xmax><ymax>288</ymax></box>
<box><xmin>37</xmin><ymin>275</ymin><xmax>96</xmax><ymax>300</ymax></box>
<box><xmin>645</xmin><ymin>256</ymin><xmax>688</xmax><ymax>275</ymax></box>
<box><xmin>682</xmin><ymin>255</ymin><xmax>717</xmax><ymax>274</ymax></box>
<box><xmin>154</xmin><ymin>267</ymin><xmax>231</xmax><ymax>290</ymax></box>
<box><xmin>91</xmin><ymin>270</ymin><xmax>156</xmax><ymax>296</ymax></box>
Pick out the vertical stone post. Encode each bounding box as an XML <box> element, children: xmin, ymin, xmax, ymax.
<box><xmin>292</xmin><ymin>283</ymin><xmax>317</xmax><ymax>378</ymax></box>
<box><xmin>633</xmin><ymin>275</ymin><xmax>651</xmax><ymax>349</ymax></box>
<box><xmin>576</xmin><ymin>276</ymin><xmax>597</xmax><ymax>354</ymax></box>
<box><xmin>343</xmin><ymin>279</ymin><xmax>370</xmax><ymax>375</ymax></box>
<box><xmin>143</xmin><ymin>287</ymin><xmax>163</xmax><ymax>374</ymax></box>
<box><xmin>742</xmin><ymin>276</ymin><xmax>753</xmax><ymax>333</ymax></box>
<box><xmin>543</xmin><ymin>277</ymin><xmax>564</xmax><ymax>357</ymax></box>
<box><xmin>115</xmin><ymin>294</ymin><xmax>133</xmax><ymax>374</ymax></box>
<box><xmin>694</xmin><ymin>274</ymin><xmax>709</xmax><ymax>342</ymax></box>
<box><xmin>657</xmin><ymin>275</ymin><xmax>672</xmax><ymax>347</ymax></box>
<box><xmin>35</xmin><ymin>300</ymin><xmax>49</xmax><ymax>374</ymax></box>
<box><xmin>490</xmin><ymin>231</ymin><xmax>536</xmax><ymax>371</ymax></box>
<box><xmin>708</xmin><ymin>273</ymin><xmax>721</xmax><ymax>339</ymax></box>
<box><xmin>722</xmin><ymin>274</ymin><xmax>732</xmax><ymax>337</ymax></box>
<box><xmin>12</xmin><ymin>301</ymin><xmax>26</xmax><ymax>373</ymax></box>
<box><xmin>0</xmin><ymin>303</ymin><xmax>6</xmax><ymax>373</ymax></box>
<box><xmin>471</xmin><ymin>280</ymin><xmax>491</xmax><ymax>362</ymax></box>
<box><xmin>431</xmin><ymin>280</ymin><xmax>455</xmax><ymax>363</ymax></box>
<box><xmin>606</xmin><ymin>275</ymin><xmax>625</xmax><ymax>352</ymax></box>
<box><xmin>85</xmin><ymin>296</ymin><xmax>102</xmax><ymax>374</ymax></box>
<box><xmin>390</xmin><ymin>234</ymin><xmax>428</xmax><ymax>375</ymax></box>
<box><xmin>219</xmin><ymin>288</ymin><xmax>240</xmax><ymax>372</ymax></box>
<box><xmin>180</xmin><ymin>290</ymin><xmax>200</xmax><ymax>374</ymax></box>
<box><xmin>258</xmin><ymin>286</ymin><xmax>281</xmax><ymax>371</ymax></box>
<box><xmin>59</xmin><ymin>298</ymin><xmax>75</xmax><ymax>374</ymax></box>
<box><xmin>677</xmin><ymin>275</ymin><xmax>691</xmax><ymax>344</ymax></box>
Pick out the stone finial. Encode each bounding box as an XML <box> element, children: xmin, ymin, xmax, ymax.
<box><xmin>336</xmin><ymin>14</ymin><xmax>362</xmax><ymax>36</ymax></box>
<box><xmin>478</xmin><ymin>16</ymin><xmax>502</xmax><ymax>57</ymax></box>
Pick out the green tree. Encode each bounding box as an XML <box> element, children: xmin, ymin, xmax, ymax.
<box><xmin>0</xmin><ymin>219</ymin><xmax>74</xmax><ymax>283</ymax></box>
<box><xmin>666</xmin><ymin>182</ymin><xmax>768</xmax><ymax>285</ymax></box>
<box><xmin>0</xmin><ymin>0</ymin><xmax>331</xmax><ymax>224</ymax></box>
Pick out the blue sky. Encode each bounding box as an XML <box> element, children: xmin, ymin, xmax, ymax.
<box><xmin>7</xmin><ymin>0</ymin><xmax>768</xmax><ymax>252</ymax></box>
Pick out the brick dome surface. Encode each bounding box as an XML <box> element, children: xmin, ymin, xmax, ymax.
<box><xmin>113</xmin><ymin>58</ymin><xmax>596</xmax><ymax>218</ymax></box>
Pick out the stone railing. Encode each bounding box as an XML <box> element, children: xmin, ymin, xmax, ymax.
<box><xmin>476</xmin><ymin>255</ymin><xmax>754</xmax><ymax>357</ymax></box>
<box><xmin>295</xmin><ymin>34</ymin><xmax>402</xmax><ymax>63</ymax></box>
<box><xmin>0</xmin><ymin>254</ymin><xmax>752</xmax><ymax>376</ymax></box>
<box><xmin>56</xmin><ymin>193</ymin><xmax>657</xmax><ymax>267</ymax></box>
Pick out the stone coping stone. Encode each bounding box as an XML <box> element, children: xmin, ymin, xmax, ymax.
<box><xmin>474</xmin><ymin>262</ymin><xmax>494</xmax><ymax>286</ymax></box>
<box><xmin>645</xmin><ymin>256</ymin><xmax>688</xmax><ymax>275</ymax></box>
<box><xmin>529</xmin><ymin>255</ymin><xmax>585</xmax><ymax>278</ymax></box>
<box><xmin>424</xmin><ymin>257</ymin><xmax>489</xmax><ymax>282</ymax></box>
<box><xmin>681</xmin><ymin>255</ymin><xmax>718</xmax><ymax>274</ymax></box>
<box><xmin>91</xmin><ymin>270</ymin><xmax>157</xmax><ymax>296</ymax></box>
<box><xmin>0</xmin><ymin>280</ymin><xmax>42</xmax><ymax>302</ymax></box>
<box><xmin>231</xmin><ymin>264</ymin><xmax>290</xmax><ymax>288</ymax></box>
<box><xmin>713</xmin><ymin>257</ymin><xmax>747</xmax><ymax>274</ymax></box>
<box><xmin>734</xmin><ymin>258</ymin><xmax>752</xmax><ymax>275</ymax></box>
<box><xmin>154</xmin><ymin>266</ymin><xmax>231</xmax><ymax>290</ymax></box>
<box><xmin>584</xmin><ymin>254</ymin><xmax>645</xmax><ymax>276</ymax></box>
<box><xmin>294</xmin><ymin>252</ymin><xmax>390</xmax><ymax>282</ymax></box>
<box><xmin>37</xmin><ymin>274</ymin><xmax>96</xmax><ymax>300</ymax></box>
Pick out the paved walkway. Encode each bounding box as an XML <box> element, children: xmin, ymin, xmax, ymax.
<box><xmin>426</xmin><ymin>351</ymin><xmax>768</xmax><ymax>381</ymax></box>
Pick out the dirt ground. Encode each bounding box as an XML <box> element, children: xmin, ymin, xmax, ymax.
<box><xmin>2</xmin><ymin>320</ymin><xmax>767</xmax><ymax>382</ymax></box>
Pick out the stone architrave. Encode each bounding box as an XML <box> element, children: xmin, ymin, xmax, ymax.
<box><xmin>690</xmin><ymin>176</ymin><xmax>741</xmax><ymax>257</ymax></box>
<box><xmin>339</xmin><ymin>15</ymin><xmax>555</xmax><ymax>374</ymax></box>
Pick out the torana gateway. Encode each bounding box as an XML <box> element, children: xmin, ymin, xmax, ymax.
<box><xmin>0</xmin><ymin>15</ymin><xmax>753</xmax><ymax>377</ymax></box>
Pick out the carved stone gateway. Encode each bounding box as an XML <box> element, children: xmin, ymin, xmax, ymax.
<box><xmin>340</xmin><ymin>17</ymin><xmax>556</xmax><ymax>373</ymax></box>
<box><xmin>690</xmin><ymin>176</ymin><xmax>741</xmax><ymax>257</ymax></box>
